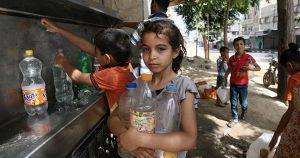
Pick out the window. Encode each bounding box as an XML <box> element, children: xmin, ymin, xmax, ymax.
<box><xmin>260</xmin><ymin>18</ymin><xmax>265</xmax><ymax>24</ymax></box>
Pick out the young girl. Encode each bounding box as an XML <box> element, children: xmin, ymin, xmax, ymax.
<box><xmin>265</xmin><ymin>43</ymin><xmax>300</xmax><ymax>157</ymax></box>
<box><xmin>108</xmin><ymin>20</ymin><xmax>199</xmax><ymax>158</ymax></box>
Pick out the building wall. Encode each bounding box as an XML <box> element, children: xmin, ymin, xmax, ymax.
<box><xmin>102</xmin><ymin>0</ymin><xmax>147</xmax><ymax>22</ymax></box>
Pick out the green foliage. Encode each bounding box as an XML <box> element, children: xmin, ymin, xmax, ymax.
<box><xmin>295</xmin><ymin>14</ymin><xmax>300</xmax><ymax>23</ymax></box>
<box><xmin>176</xmin><ymin>0</ymin><xmax>260</xmax><ymax>32</ymax></box>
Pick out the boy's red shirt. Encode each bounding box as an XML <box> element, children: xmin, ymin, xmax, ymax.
<box><xmin>228</xmin><ymin>52</ymin><xmax>256</xmax><ymax>85</ymax></box>
<box><xmin>90</xmin><ymin>64</ymin><xmax>134</xmax><ymax>109</ymax></box>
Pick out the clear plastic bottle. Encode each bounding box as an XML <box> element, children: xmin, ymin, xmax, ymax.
<box><xmin>130</xmin><ymin>74</ymin><xmax>156</xmax><ymax>133</ymax></box>
<box><xmin>156</xmin><ymin>85</ymin><xmax>180</xmax><ymax>158</ymax></box>
<box><xmin>118</xmin><ymin>83</ymin><xmax>137</xmax><ymax>158</ymax></box>
<box><xmin>53</xmin><ymin>49</ymin><xmax>74</xmax><ymax>103</ymax></box>
<box><xmin>118</xmin><ymin>82</ymin><xmax>137</xmax><ymax>128</ymax></box>
<box><xmin>19</xmin><ymin>50</ymin><xmax>48</xmax><ymax>116</ymax></box>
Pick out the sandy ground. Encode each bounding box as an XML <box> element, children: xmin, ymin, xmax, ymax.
<box><xmin>182</xmin><ymin>44</ymin><xmax>287</xmax><ymax>158</ymax></box>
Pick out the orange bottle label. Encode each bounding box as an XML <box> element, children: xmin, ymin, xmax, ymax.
<box><xmin>22</xmin><ymin>88</ymin><xmax>47</xmax><ymax>106</ymax></box>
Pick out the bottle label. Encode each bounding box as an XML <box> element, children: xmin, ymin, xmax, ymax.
<box><xmin>22</xmin><ymin>88</ymin><xmax>47</xmax><ymax>106</ymax></box>
<box><xmin>163</xmin><ymin>151</ymin><xmax>177</xmax><ymax>158</ymax></box>
<box><xmin>130</xmin><ymin>109</ymin><xmax>155</xmax><ymax>133</ymax></box>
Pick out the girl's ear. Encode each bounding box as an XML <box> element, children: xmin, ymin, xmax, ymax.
<box><xmin>172</xmin><ymin>48</ymin><xmax>180</xmax><ymax>59</ymax></box>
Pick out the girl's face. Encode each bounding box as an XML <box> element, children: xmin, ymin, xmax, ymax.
<box><xmin>234</xmin><ymin>40</ymin><xmax>245</xmax><ymax>54</ymax></box>
<box><xmin>141</xmin><ymin>32</ymin><xmax>178</xmax><ymax>74</ymax></box>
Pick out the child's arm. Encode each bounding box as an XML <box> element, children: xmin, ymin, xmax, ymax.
<box><xmin>108</xmin><ymin>105</ymin><xmax>158</xmax><ymax>158</ymax></box>
<box><xmin>268</xmin><ymin>100</ymin><xmax>294</xmax><ymax>150</ymax></box>
<box><xmin>222</xmin><ymin>67</ymin><xmax>231</xmax><ymax>87</ymax></box>
<box><xmin>54</xmin><ymin>52</ymin><xmax>92</xmax><ymax>86</ymax></box>
<box><xmin>118</xmin><ymin>92</ymin><xmax>197</xmax><ymax>152</ymax></box>
<box><xmin>41</xmin><ymin>18</ymin><xmax>96</xmax><ymax>57</ymax></box>
<box><xmin>251</xmin><ymin>62</ymin><xmax>261</xmax><ymax>71</ymax></box>
<box><xmin>108</xmin><ymin>106</ymin><xmax>127</xmax><ymax>137</ymax></box>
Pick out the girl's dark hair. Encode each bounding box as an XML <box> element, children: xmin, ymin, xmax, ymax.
<box><xmin>93</xmin><ymin>28</ymin><xmax>131</xmax><ymax>63</ymax></box>
<box><xmin>142</xmin><ymin>19</ymin><xmax>186</xmax><ymax>73</ymax></box>
<box><xmin>279</xmin><ymin>43</ymin><xmax>300</xmax><ymax>66</ymax></box>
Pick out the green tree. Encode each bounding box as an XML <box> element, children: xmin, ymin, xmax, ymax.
<box><xmin>176</xmin><ymin>0</ymin><xmax>261</xmax><ymax>59</ymax></box>
<box><xmin>177</xmin><ymin>0</ymin><xmax>238</xmax><ymax>59</ymax></box>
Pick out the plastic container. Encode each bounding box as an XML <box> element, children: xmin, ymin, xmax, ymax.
<box><xmin>19</xmin><ymin>50</ymin><xmax>48</xmax><ymax>116</ymax></box>
<box><xmin>130</xmin><ymin>74</ymin><xmax>156</xmax><ymax>133</ymax></box>
<box><xmin>156</xmin><ymin>85</ymin><xmax>180</xmax><ymax>158</ymax></box>
<box><xmin>76</xmin><ymin>50</ymin><xmax>92</xmax><ymax>89</ymax></box>
<box><xmin>118</xmin><ymin>82</ymin><xmax>137</xmax><ymax>128</ymax></box>
<box><xmin>53</xmin><ymin>50</ymin><xmax>74</xmax><ymax>103</ymax></box>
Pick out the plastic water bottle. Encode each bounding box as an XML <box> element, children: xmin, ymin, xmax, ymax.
<box><xmin>156</xmin><ymin>85</ymin><xmax>180</xmax><ymax>132</ymax></box>
<box><xmin>76</xmin><ymin>50</ymin><xmax>92</xmax><ymax>90</ymax></box>
<box><xmin>53</xmin><ymin>50</ymin><xmax>74</xmax><ymax>103</ymax></box>
<box><xmin>118</xmin><ymin>83</ymin><xmax>137</xmax><ymax>158</ymax></box>
<box><xmin>156</xmin><ymin>85</ymin><xmax>180</xmax><ymax>158</ymax></box>
<box><xmin>118</xmin><ymin>82</ymin><xmax>137</xmax><ymax>128</ymax></box>
<box><xmin>19</xmin><ymin>50</ymin><xmax>48</xmax><ymax>116</ymax></box>
<box><xmin>130</xmin><ymin>74</ymin><xmax>156</xmax><ymax>133</ymax></box>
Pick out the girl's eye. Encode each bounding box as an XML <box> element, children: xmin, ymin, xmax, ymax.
<box><xmin>157</xmin><ymin>47</ymin><xmax>166</xmax><ymax>52</ymax></box>
<box><xmin>141</xmin><ymin>47</ymin><xmax>150</xmax><ymax>53</ymax></box>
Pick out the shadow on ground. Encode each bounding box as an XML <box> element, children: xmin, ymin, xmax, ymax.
<box><xmin>182</xmin><ymin>56</ymin><xmax>285</xmax><ymax>158</ymax></box>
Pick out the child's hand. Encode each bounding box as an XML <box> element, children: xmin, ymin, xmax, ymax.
<box><xmin>132</xmin><ymin>147</ymin><xmax>158</xmax><ymax>158</ymax></box>
<box><xmin>41</xmin><ymin>18</ymin><xmax>60</xmax><ymax>33</ymax></box>
<box><xmin>118</xmin><ymin>127</ymin><xmax>141</xmax><ymax>151</ymax></box>
<box><xmin>241</xmin><ymin>65</ymin><xmax>253</xmax><ymax>71</ymax></box>
<box><xmin>54</xmin><ymin>52</ymin><xmax>67</xmax><ymax>67</ymax></box>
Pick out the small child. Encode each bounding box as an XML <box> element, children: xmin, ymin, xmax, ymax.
<box><xmin>41</xmin><ymin>18</ymin><xmax>135</xmax><ymax>111</ymax></box>
<box><xmin>216</xmin><ymin>46</ymin><xmax>229</xmax><ymax>106</ymax></box>
<box><xmin>109</xmin><ymin>19</ymin><xmax>199</xmax><ymax>158</ymax></box>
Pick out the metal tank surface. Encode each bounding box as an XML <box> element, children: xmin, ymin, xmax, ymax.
<box><xmin>0</xmin><ymin>1</ymin><xmax>121</xmax><ymax>157</ymax></box>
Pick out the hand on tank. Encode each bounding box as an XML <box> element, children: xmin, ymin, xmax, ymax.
<box><xmin>54</xmin><ymin>51</ymin><xmax>67</xmax><ymax>67</ymax></box>
<box><xmin>41</xmin><ymin>18</ymin><xmax>60</xmax><ymax>33</ymax></box>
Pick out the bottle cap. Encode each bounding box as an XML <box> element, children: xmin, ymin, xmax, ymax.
<box><xmin>25</xmin><ymin>50</ymin><xmax>33</xmax><ymax>56</ymax></box>
<box><xmin>141</xmin><ymin>74</ymin><xmax>152</xmax><ymax>81</ymax></box>
<box><xmin>127</xmin><ymin>82</ymin><xmax>137</xmax><ymax>89</ymax></box>
<box><xmin>166</xmin><ymin>85</ymin><xmax>176</xmax><ymax>92</ymax></box>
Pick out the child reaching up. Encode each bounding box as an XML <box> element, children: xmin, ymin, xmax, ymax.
<box><xmin>108</xmin><ymin>19</ymin><xmax>200</xmax><ymax>158</ymax></box>
<box><xmin>41</xmin><ymin>18</ymin><xmax>135</xmax><ymax>111</ymax></box>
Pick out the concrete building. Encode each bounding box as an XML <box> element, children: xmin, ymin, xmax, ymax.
<box><xmin>241</xmin><ymin>0</ymin><xmax>300</xmax><ymax>51</ymax></box>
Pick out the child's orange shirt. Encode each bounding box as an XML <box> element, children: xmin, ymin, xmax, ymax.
<box><xmin>90</xmin><ymin>64</ymin><xmax>134</xmax><ymax>109</ymax></box>
<box><xmin>286</xmin><ymin>71</ymin><xmax>300</xmax><ymax>101</ymax></box>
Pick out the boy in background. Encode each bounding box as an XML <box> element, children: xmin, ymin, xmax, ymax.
<box><xmin>224</xmin><ymin>37</ymin><xmax>261</xmax><ymax>128</ymax></box>
<box><xmin>216</xmin><ymin>46</ymin><xmax>229</xmax><ymax>107</ymax></box>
